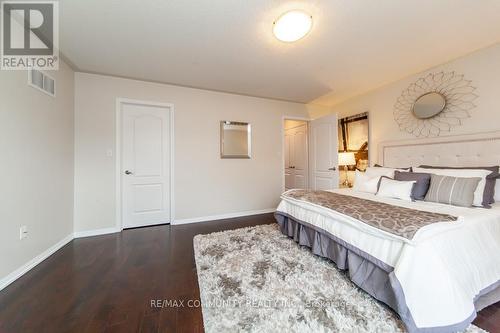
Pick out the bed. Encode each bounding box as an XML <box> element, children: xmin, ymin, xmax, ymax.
<box><xmin>275</xmin><ymin>132</ymin><xmax>500</xmax><ymax>333</ymax></box>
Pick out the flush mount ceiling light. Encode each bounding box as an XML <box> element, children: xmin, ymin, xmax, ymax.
<box><xmin>273</xmin><ymin>10</ymin><xmax>312</xmax><ymax>42</ymax></box>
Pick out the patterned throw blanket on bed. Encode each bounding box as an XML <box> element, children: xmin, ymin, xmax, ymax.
<box><xmin>282</xmin><ymin>190</ymin><xmax>458</xmax><ymax>240</ymax></box>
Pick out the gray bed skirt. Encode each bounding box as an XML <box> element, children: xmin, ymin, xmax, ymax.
<box><xmin>274</xmin><ymin>211</ymin><xmax>500</xmax><ymax>333</ymax></box>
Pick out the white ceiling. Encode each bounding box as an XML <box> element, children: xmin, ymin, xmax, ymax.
<box><xmin>59</xmin><ymin>0</ymin><xmax>500</xmax><ymax>106</ymax></box>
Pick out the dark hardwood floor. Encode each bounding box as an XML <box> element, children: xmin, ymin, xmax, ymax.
<box><xmin>0</xmin><ymin>213</ymin><xmax>498</xmax><ymax>333</ymax></box>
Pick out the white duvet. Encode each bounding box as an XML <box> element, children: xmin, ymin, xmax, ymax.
<box><xmin>276</xmin><ymin>188</ymin><xmax>500</xmax><ymax>330</ymax></box>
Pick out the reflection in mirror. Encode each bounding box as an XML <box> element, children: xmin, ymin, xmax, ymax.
<box><xmin>412</xmin><ymin>92</ymin><xmax>446</xmax><ymax>119</ymax></box>
<box><xmin>220</xmin><ymin>121</ymin><xmax>251</xmax><ymax>158</ymax></box>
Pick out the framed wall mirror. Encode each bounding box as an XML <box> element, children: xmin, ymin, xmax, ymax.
<box><xmin>220</xmin><ymin>121</ymin><xmax>251</xmax><ymax>158</ymax></box>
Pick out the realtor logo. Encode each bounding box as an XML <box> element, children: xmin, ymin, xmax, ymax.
<box><xmin>1</xmin><ymin>1</ymin><xmax>59</xmax><ymax>70</ymax></box>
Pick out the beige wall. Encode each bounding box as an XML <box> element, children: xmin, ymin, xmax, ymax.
<box><xmin>74</xmin><ymin>73</ymin><xmax>309</xmax><ymax>232</ymax></box>
<box><xmin>0</xmin><ymin>61</ymin><xmax>74</xmax><ymax>283</ymax></box>
<box><xmin>311</xmin><ymin>43</ymin><xmax>500</xmax><ymax>164</ymax></box>
<box><xmin>306</xmin><ymin>104</ymin><xmax>332</xmax><ymax>119</ymax></box>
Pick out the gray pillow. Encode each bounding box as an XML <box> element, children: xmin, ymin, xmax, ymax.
<box><xmin>419</xmin><ymin>165</ymin><xmax>499</xmax><ymax>206</ymax></box>
<box><xmin>394</xmin><ymin>171</ymin><xmax>431</xmax><ymax>200</ymax></box>
<box><xmin>424</xmin><ymin>175</ymin><xmax>481</xmax><ymax>207</ymax></box>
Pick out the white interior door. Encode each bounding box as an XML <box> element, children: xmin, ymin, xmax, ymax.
<box><xmin>284</xmin><ymin>123</ymin><xmax>308</xmax><ymax>190</ymax></box>
<box><xmin>292</xmin><ymin>124</ymin><xmax>308</xmax><ymax>189</ymax></box>
<box><xmin>121</xmin><ymin>102</ymin><xmax>172</xmax><ymax>228</ymax></box>
<box><xmin>284</xmin><ymin>132</ymin><xmax>293</xmax><ymax>189</ymax></box>
<box><xmin>310</xmin><ymin>114</ymin><xmax>339</xmax><ymax>190</ymax></box>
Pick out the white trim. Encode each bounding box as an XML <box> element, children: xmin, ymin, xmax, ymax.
<box><xmin>115</xmin><ymin>98</ymin><xmax>175</xmax><ymax>230</ymax></box>
<box><xmin>281</xmin><ymin>115</ymin><xmax>311</xmax><ymax>192</ymax></box>
<box><xmin>172</xmin><ymin>208</ymin><xmax>275</xmax><ymax>225</ymax></box>
<box><xmin>73</xmin><ymin>227</ymin><xmax>121</xmax><ymax>239</ymax></box>
<box><xmin>0</xmin><ymin>234</ymin><xmax>73</xmax><ymax>292</ymax></box>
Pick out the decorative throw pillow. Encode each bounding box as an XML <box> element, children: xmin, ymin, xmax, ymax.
<box><xmin>394</xmin><ymin>171</ymin><xmax>431</xmax><ymax>200</ymax></box>
<box><xmin>424</xmin><ymin>175</ymin><xmax>481</xmax><ymax>207</ymax></box>
<box><xmin>414</xmin><ymin>167</ymin><xmax>492</xmax><ymax>208</ymax></box>
<box><xmin>418</xmin><ymin>165</ymin><xmax>499</xmax><ymax>205</ymax></box>
<box><xmin>353</xmin><ymin>170</ymin><xmax>380</xmax><ymax>194</ymax></box>
<box><xmin>376</xmin><ymin>176</ymin><xmax>416</xmax><ymax>201</ymax></box>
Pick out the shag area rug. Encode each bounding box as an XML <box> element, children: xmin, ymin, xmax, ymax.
<box><xmin>193</xmin><ymin>224</ymin><xmax>486</xmax><ymax>333</ymax></box>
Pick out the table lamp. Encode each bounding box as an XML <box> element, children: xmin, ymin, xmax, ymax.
<box><xmin>338</xmin><ymin>152</ymin><xmax>356</xmax><ymax>187</ymax></box>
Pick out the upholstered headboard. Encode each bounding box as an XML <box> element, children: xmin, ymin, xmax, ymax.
<box><xmin>378</xmin><ymin>131</ymin><xmax>500</xmax><ymax>201</ymax></box>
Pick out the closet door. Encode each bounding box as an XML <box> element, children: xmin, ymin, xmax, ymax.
<box><xmin>284</xmin><ymin>130</ymin><xmax>294</xmax><ymax>190</ymax></box>
<box><xmin>292</xmin><ymin>124</ymin><xmax>308</xmax><ymax>189</ymax></box>
<box><xmin>284</xmin><ymin>124</ymin><xmax>308</xmax><ymax>190</ymax></box>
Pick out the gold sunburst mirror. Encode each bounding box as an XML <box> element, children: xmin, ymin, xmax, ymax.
<box><xmin>394</xmin><ymin>71</ymin><xmax>478</xmax><ymax>137</ymax></box>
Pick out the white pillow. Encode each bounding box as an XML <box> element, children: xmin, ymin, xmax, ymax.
<box><xmin>413</xmin><ymin>167</ymin><xmax>491</xmax><ymax>207</ymax></box>
<box><xmin>353</xmin><ymin>171</ymin><xmax>380</xmax><ymax>194</ymax></box>
<box><xmin>365</xmin><ymin>166</ymin><xmax>408</xmax><ymax>179</ymax></box>
<box><xmin>376</xmin><ymin>177</ymin><xmax>416</xmax><ymax>201</ymax></box>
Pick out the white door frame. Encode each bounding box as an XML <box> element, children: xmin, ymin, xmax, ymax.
<box><xmin>115</xmin><ymin>98</ymin><xmax>175</xmax><ymax>230</ymax></box>
<box><xmin>281</xmin><ymin>115</ymin><xmax>311</xmax><ymax>192</ymax></box>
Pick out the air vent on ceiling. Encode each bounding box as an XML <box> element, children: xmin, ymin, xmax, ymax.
<box><xmin>28</xmin><ymin>69</ymin><xmax>56</xmax><ymax>97</ymax></box>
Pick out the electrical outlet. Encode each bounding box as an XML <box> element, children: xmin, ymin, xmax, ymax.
<box><xmin>19</xmin><ymin>226</ymin><xmax>28</xmax><ymax>240</ymax></box>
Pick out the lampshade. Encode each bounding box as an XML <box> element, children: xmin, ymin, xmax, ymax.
<box><xmin>338</xmin><ymin>152</ymin><xmax>356</xmax><ymax>166</ymax></box>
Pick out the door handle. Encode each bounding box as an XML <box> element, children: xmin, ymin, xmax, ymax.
<box><xmin>328</xmin><ymin>167</ymin><xmax>336</xmax><ymax>171</ymax></box>
<box><xmin>124</xmin><ymin>170</ymin><xmax>133</xmax><ymax>175</ymax></box>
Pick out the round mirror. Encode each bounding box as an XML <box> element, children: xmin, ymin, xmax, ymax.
<box><xmin>412</xmin><ymin>92</ymin><xmax>446</xmax><ymax>119</ymax></box>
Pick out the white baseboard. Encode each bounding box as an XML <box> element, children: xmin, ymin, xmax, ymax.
<box><xmin>0</xmin><ymin>233</ymin><xmax>74</xmax><ymax>292</ymax></box>
<box><xmin>73</xmin><ymin>226</ymin><xmax>121</xmax><ymax>238</ymax></box>
<box><xmin>173</xmin><ymin>208</ymin><xmax>276</xmax><ymax>225</ymax></box>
